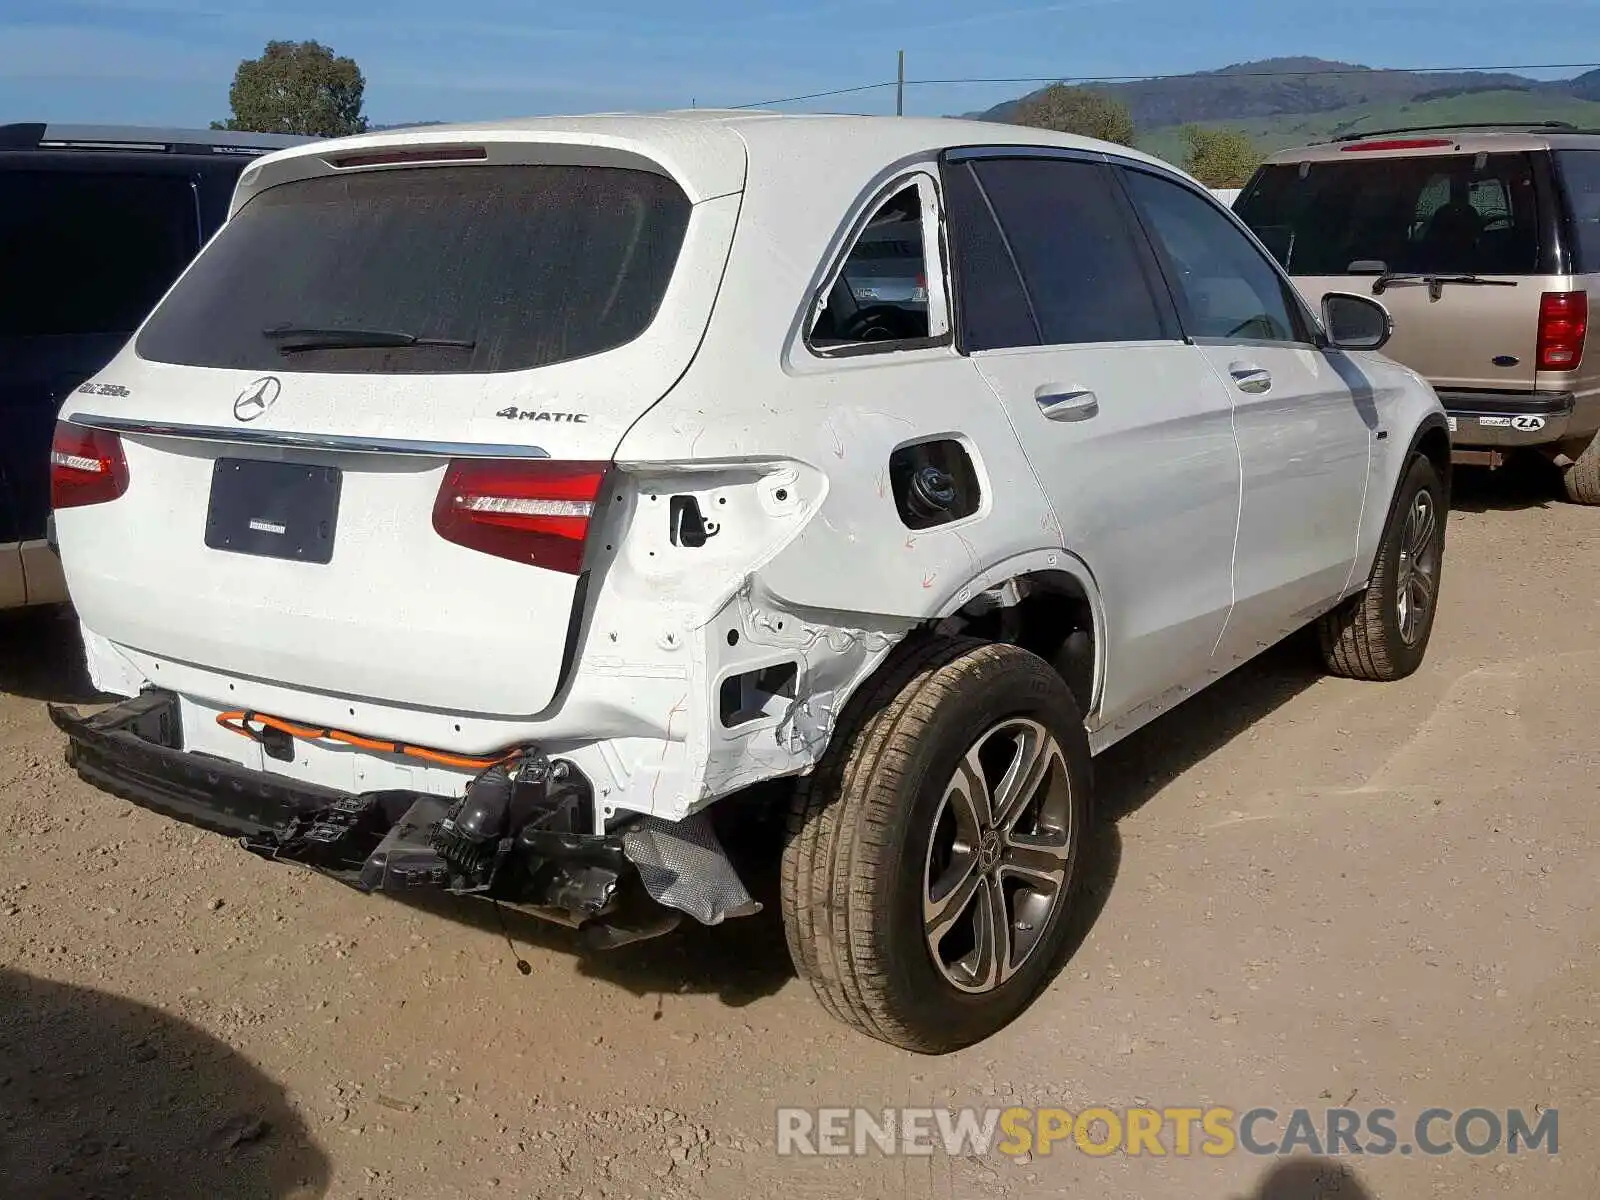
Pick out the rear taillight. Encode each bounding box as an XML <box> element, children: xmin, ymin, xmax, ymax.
<box><xmin>1537</xmin><ymin>291</ymin><xmax>1589</xmax><ymax>372</ymax></box>
<box><xmin>50</xmin><ymin>422</ymin><xmax>129</xmax><ymax>510</ymax></box>
<box><xmin>432</xmin><ymin>459</ymin><xmax>609</xmax><ymax>573</ymax></box>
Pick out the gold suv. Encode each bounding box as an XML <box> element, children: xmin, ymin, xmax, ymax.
<box><xmin>1237</xmin><ymin>122</ymin><xmax>1600</xmax><ymax>503</ymax></box>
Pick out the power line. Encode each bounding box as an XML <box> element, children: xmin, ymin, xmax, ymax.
<box><xmin>734</xmin><ymin>60</ymin><xmax>1600</xmax><ymax>112</ymax></box>
<box><xmin>728</xmin><ymin>81</ymin><xmax>897</xmax><ymax>109</ymax></box>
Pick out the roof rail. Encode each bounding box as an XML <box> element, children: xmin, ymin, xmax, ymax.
<box><xmin>1328</xmin><ymin>120</ymin><xmax>1578</xmax><ymax>144</ymax></box>
<box><xmin>0</xmin><ymin>122</ymin><xmax>311</xmax><ymax>155</ymax></box>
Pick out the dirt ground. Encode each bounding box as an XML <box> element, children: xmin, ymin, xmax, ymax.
<box><xmin>2</xmin><ymin>463</ymin><xmax>1598</xmax><ymax>1200</ymax></box>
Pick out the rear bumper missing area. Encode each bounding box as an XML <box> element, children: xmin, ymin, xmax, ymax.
<box><xmin>50</xmin><ymin>690</ymin><xmax>342</xmax><ymax>837</ymax></box>
<box><xmin>49</xmin><ymin>690</ymin><xmax>760</xmax><ymax>940</ymax></box>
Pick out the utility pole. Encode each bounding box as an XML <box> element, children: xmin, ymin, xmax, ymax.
<box><xmin>896</xmin><ymin>50</ymin><xmax>905</xmax><ymax>116</ymax></box>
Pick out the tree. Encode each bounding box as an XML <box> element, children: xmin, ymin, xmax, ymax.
<box><xmin>214</xmin><ymin>40</ymin><xmax>368</xmax><ymax>137</ymax></box>
<box><xmin>1181</xmin><ymin>126</ymin><xmax>1263</xmax><ymax>188</ymax></box>
<box><xmin>1010</xmin><ymin>85</ymin><xmax>1136</xmax><ymax>147</ymax></box>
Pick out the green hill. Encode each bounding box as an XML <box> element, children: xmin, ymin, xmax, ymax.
<box><xmin>973</xmin><ymin>57</ymin><xmax>1600</xmax><ymax>167</ymax></box>
<box><xmin>1136</xmin><ymin>89</ymin><xmax>1600</xmax><ymax>162</ymax></box>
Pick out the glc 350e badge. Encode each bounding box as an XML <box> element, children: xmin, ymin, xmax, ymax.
<box><xmin>233</xmin><ymin>376</ymin><xmax>282</xmax><ymax>422</ymax></box>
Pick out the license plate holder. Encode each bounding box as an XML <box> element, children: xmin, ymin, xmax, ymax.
<box><xmin>204</xmin><ymin>458</ymin><xmax>342</xmax><ymax>564</ymax></box>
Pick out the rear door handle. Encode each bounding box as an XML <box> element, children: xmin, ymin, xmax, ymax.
<box><xmin>1229</xmin><ymin>363</ymin><xmax>1272</xmax><ymax>394</ymax></box>
<box><xmin>1036</xmin><ymin>387</ymin><xmax>1099</xmax><ymax>422</ymax></box>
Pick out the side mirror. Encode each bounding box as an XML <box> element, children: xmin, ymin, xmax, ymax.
<box><xmin>1322</xmin><ymin>292</ymin><xmax>1394</xmax><ymax>352</ymax></box>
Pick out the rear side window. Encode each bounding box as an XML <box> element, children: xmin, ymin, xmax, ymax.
<box><xmin>137</xmin><ymin>164</ymin><xmax>692</xmax><ymax>375</ymax></box>
<box><xmin>941</xmin><ymin>162</ymin><xmax>1039</xmax><ymax>351</ymax></box>
<box><xmin>961</xmin><ymin>157</ymin><xmax>1170</xmax><ymax>348</ymax></box>
<box><xmin>810</xmin><ymin>184</ymin><xmax>934</xmax><ymax>347</ymax></box>
<box><xmin>0</xmin><ymin>170</ymin><xmax>199</xmax><ymax>338</ymax></box>
<box><xmin>1556</xmin><ymin>151</ymin><xmax>1600</xmax><ymax>273</ymax></box>
<box><xmin>1237</xmin><ymin>153</ymin><xmax>1542</xmax><ymax>277</ymax></box>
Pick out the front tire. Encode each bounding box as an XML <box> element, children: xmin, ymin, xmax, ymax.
<box><xmin>1561</xmin><ymin>431</ymin><xmax>1600</xmax><ymax>505</ymax></box>
<box><xmin>1318</xmin><ymin>452</ymin><xmax>1446</xmax><ymax>681</ymax></box>
<box><xmin>781</xmin><ymin>637</ymin><xmax>1090</xmax><ymax>1054</ymax></box>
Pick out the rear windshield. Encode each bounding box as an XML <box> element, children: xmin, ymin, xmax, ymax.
<box><xmin>137</xmin><ymin>164</ymin><xmax>692</xmax><ymax>375</ymax></box>
<box><xmin>1236</xmin><ymin>152</ymin><xmax>1542</xmax><ymax>277</ymax></box>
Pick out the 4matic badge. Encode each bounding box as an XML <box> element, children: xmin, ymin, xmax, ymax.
<box><xmin>496</xmin><ymin>407</ymin><xmax>589</xmax><ymax>423</ymax></box>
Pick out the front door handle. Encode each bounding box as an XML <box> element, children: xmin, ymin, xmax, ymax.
<box><xmin>1229</xmin><ymin>363</ymin><xmax>1273</xmax><ymax>394</ymax></box>
<box><xmin>1036</xmin><ymin>387</ymin><xmax>1099</xmax><ymax>422</ymax></box>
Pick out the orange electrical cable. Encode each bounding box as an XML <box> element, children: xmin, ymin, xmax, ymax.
<box><xmin>216</xmin><ymin>710</ymin><xmax>521</xmax><ymax>771</ymax></box>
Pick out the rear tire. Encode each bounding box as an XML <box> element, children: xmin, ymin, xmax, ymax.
<box><xmin>1561</xmin><ymin>432</ymin><xmax>1600</xmax><ymax>505</ymax></box>
<box><xmin>781</xmin><ymin>637</ymin><xmax>1090</xmax><ymax>1054</ymax></box>
<box><xmin>1318</xmin><ymin>452</ymin><xmax>1446</xmax><ymax>682</ymax></box>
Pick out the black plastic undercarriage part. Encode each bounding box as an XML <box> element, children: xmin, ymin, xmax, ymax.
<box><xmin>242</xmin><ymin>756</ymin><xmax>632</xmax><ymax>925</ymax></box>
<box><xmin>49</xmin><ymin>690</ymin><xmax>662</xmax><ymax>938</ymax></box>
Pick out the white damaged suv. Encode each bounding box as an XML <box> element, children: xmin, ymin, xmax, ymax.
<box><xmin>49</xmin><ymin>112</ymin><xmax>1449</xmax><ymax>1052</ymax></box>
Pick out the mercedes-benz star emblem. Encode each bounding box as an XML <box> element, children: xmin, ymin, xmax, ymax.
<box><xmin>233</xmin><ymin>376</ymin><xmax>281</xmax><ymax>422</ymax></box>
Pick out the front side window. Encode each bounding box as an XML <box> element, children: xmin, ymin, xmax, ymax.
<box><xmin>0</xmin><ymin>169</ymin><xmax>199</xmax><ymax>338</ymax></box>
<box><xmin>137</xmin><ymin>164</ymin><xmax>692</xmax><ymax>375</ymax></box>
<box><xmin>1236</xmin><ymin>152</ymin><xmax>1542</xmax><ymax>277</ymax></box>
<box><xmin>1123</xmin><ymin>168</ymin><xmax>1306</xmax><ymax>344</ymax></box>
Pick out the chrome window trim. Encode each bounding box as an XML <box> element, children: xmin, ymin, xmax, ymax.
<box><xmin>62</xmin><ymin>414</ymin><xmax>552</xmax><ymax>459</ymax></box>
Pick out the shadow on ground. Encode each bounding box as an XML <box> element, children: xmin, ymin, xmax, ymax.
<box><xmin>388</xmin><ymin>806</ymin><xmax>1126</xmax><ymax>1024</ymax></box>
<box><xmin>0</xmin><ymin>968</ymin><xmax>329</xmax><ymax>1200</ymax></box>
<box><xmin>390</xmin><ymin>639</ymin><xmax>1318</xmax><ymax>1018</ymax></box>
<box><xmin>1234</xmin><ymin>1156</ymin><xmax>1376</xmax><ymax>1199</ymax></box>
<box><xmin>390</xmin><ymin>829</ymin><xmax>800</xmax><ymax>1011</ymax></box>
<box><xmin>1449</xmin><ymin>456</ymin><xmax>1563</xmax><ymax>513</ymax></box>
<box><xmin>0</xmin><ymin>605</ymin><xmax>110</xmax><ymax>705</ymax></box>
<box><xmin>1095</xmin><ymin>634</ymin><xmax>1325</xmax><ymax>823</ymax></box>
<box><xmin>1</xmin><ymin>602</ymin><xmax>1320</xmax><ymax>1024</ymax></box>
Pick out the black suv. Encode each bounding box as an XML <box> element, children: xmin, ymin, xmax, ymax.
<box><xmin>2</xmin><ymin>122</ymin><xmax>307</xmax><ymax>609</ymax></box>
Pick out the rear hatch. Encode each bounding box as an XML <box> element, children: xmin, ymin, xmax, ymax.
<box><xmin>1237</xmin><ymin>146</ymin><xmax>1554</xmax><ymax>391</ymax></box>
<box><xmin>55</xmin><ymin>149</ymin><xmax>740</xmax><ymax>717</ymax></box>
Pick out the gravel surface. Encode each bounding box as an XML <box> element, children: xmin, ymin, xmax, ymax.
<box><xmin>2</xmin><ymin>466</ymin><xmax>1597</xmax><ymax>1199</ymax></box>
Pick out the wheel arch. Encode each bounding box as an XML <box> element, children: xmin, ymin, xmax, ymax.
<box><xmin>924</xmin><ymin>548</ymin><xmax>1108</xmax><ymax>719</ymax></box>
<box><xmin>1356</xmin><ymin>412</ymin><xmax>1451</xmax><ymax>589</ymax></box>
<box><xmin>1410</xmin><ymin>413</ymin><xmax>1453</xmax><ymax>503</ymax></box>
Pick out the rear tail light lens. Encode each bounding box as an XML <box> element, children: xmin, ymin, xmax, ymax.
<box><xmin>50</xmin><ymin>422</ymin><xmax>129</xmax><ymax>509</ymax></box>
<box><xmin>1537</xmin><ymin>291</ymin><xmax>1589</xmax><ymax>371</ymax></box>
<box><xmin>432</xmin><ymin>459</ymin><xmax>609</xmax><ymax>573</ymax></box>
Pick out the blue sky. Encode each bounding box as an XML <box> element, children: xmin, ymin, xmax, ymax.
<box><xmin>3</xmin><ymin>0</ymin><xmax>1599</xmax><ymax>128</ymax></box>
